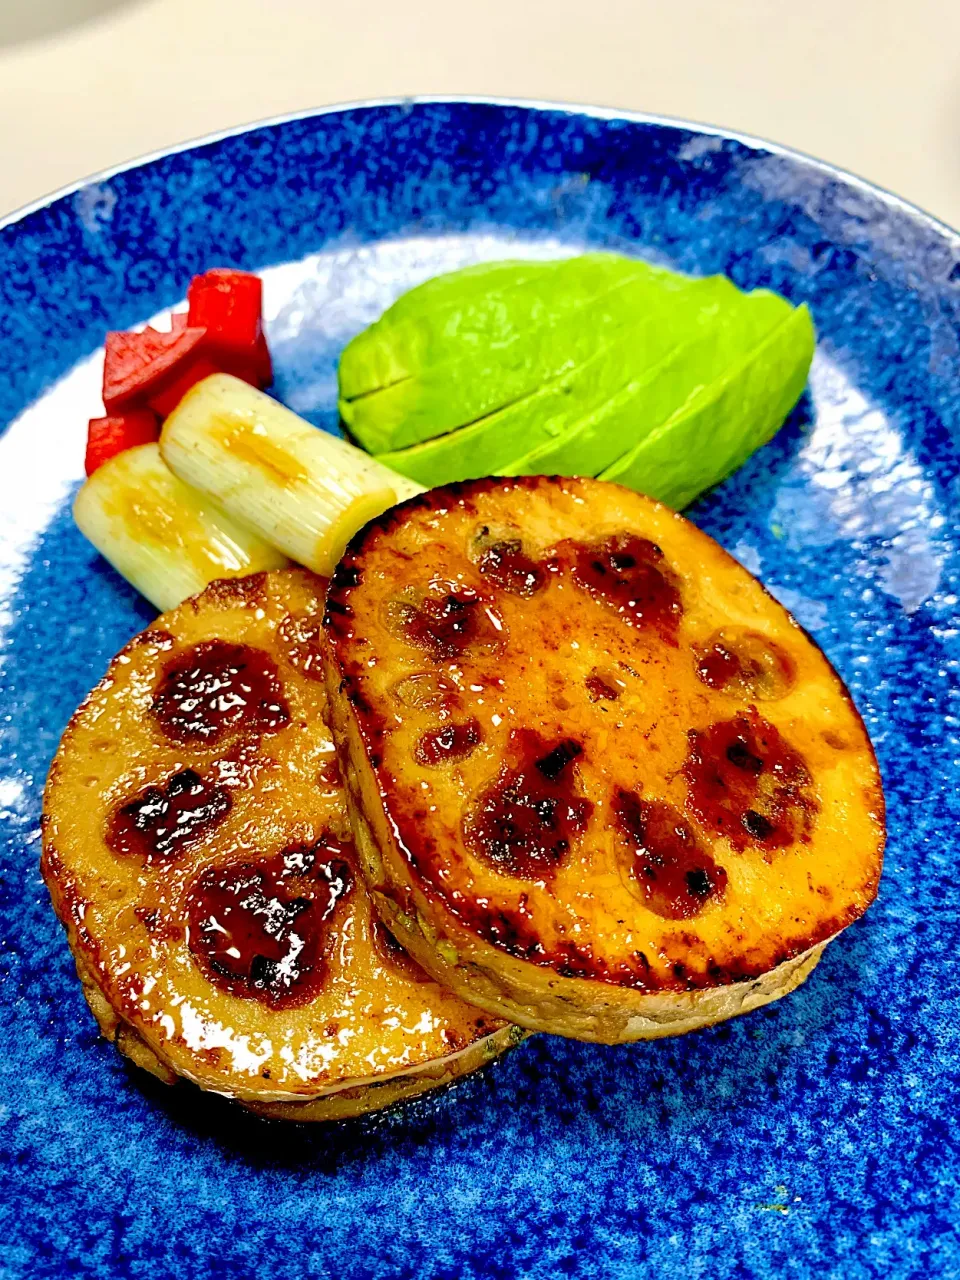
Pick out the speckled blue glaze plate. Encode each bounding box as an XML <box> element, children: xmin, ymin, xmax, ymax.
<box><xmin>1</xmin><ymin>99</ymin><xmax>958</xmax><ymax>1280</ymax></box>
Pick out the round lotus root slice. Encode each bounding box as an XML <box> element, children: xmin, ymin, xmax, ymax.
<box><xmin>323</xmin><ymin>476</ymin><xmax>884</xmax><ymax>1044</ymax></box>
<box><xmin>42</xmin><ymin>569</ymin><xmax>521</xmax><ymax>1120</ymax></box>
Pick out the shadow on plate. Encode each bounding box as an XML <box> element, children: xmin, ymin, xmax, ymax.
<box><xmin>130</xmin><ymin>1046</ymin><xmax>527</xmax><ymax>1174</ymax></box>
<box><xmin>130</xmin><ymin>909</ymin><xmax>881</xmax><ymax>1173</ymax></box>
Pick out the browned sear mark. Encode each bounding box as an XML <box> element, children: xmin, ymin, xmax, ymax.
<box><xmin>684</xmin><ymin>710</ymin><xmax>817</xmax><ymax>852</ymax></box>
<box><xmin>476</xmin><ymin>538</ymin><xmax>545</xmax><ymax>597</ymax></box>
<box><xmin>585</xmin><ymin>668</ymin><xmax>623</xmax><ymax>702</ymax></box>
<box><xmin>385</xmin><ymin>588</ymin><xmax>503</xmax><ymax>661</ymax></box>
<box><xmin>415</xmin><ymin>718</ymin><xmax>483</xmax><ymax>766</ymax></box>
<box><xmin>317</xmin><ymin>757</ymin><xmax>342</xmax><ymax>789</ymax></box>
<box><xmin>152</xmin><ymin>640</ymin><xmax>289</xmax><ymax>744</ymax></box>
<box><xmin>371</xmin><ymin>919</ymin><xmax>432</xmax><ymax>982</ymax></box>
<box><xmin>186</xmin><ymin>837</ymin><xmax>352</xmax><ymax>1007</ymax></box>
<box><xmin>696</xmin><ymin>628</ymin><xmax>796</xmax><ymax>701</ymax></box>
<box><xmin>212</xmin><ymin>416</ymin><xmax>310</xmax><ymax>486</ymax></box>
<box><xmin>614</xmin><ymin>790</ymin><xmax>727</xmax><ymax>919</ymax></box>
<box><xmin>464</xmin><ymin>729</ymin><xmax>593</xmax><ymax>879</ymax></box>
<box><xmin>560</xmin><ymin>532</ymin><xmax>684</xmax><ymax>642</ymax></box>
<box><xmin>107</xmin><ymin>768</ymin><xmax>231</xmax><ymax>861</ymax></box>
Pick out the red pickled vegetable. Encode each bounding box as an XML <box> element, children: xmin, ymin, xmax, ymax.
<box><xmin>103</xmin><ymin>326</ymin><xmax>206</xmax><ymax>413</ymax></box>
<box><xmin>95</xmin><ymin>269</ymin><xmax>272</xmax><ymax>433</ymax></box>
<box><xmin>252</xmin><ymin>331</ymin><xmax>273</xmax><ymax>387</ymax></box>
<box><xmin>188</xmin><ymin>269</ymin><xmax>262</xmax><ymax>352</ymax></box>
<box><xmin>85</xmin><ymin>410</ymin><xmax>160</xmax><ymax>476</ymax></box>
<box><xmin>147</xmin><ymin>355</ymin><xmax>222</xmax><ymax>418</ymax></box>
<box><xmin>187</xmin><ymin>269</ymin><xmax>271</xmax><ymax>388</ymax></box>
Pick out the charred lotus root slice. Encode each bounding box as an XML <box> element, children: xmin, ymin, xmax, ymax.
<box><xmin>561</xmin><ymin>532</ymin><xmax>684</xmax><ymax>641</ymax></box>
<box><xmin>470</xmin><ymin>524</ymin><xmax>546</xmax><ymax>598</ymax></box>
<box><xmin>696</xmin><ymin>628</ymin><xmax>797</xmax><ymax>701</ymax></box>
<box><xmin>151</xmin><ymin>640</ymin><xmax>290</xmax><ymax>744</ymax></box>
<box><xmin>614</xmin><ymin>790</ymin><xmax>727</xmax><ymax>919</ymax></box>
<box><xmin>186</xmin><ymin>838</ymin><xmax>352</xmax><ymax>1007</ymax></box>
<box><xmin>415</xmin><ymin>718</ymin><xmax>483</xmax><ymax>767</ymax></box>
<box><xmin>684</xmin><ymin>710</ymin><xmax>817</xmax><ymax>853</ymax></box>
<box><xmin>107</xmin><ymin>768</ymin><xmax>231</xmax><ymax>861</ymax></box>
<box><xmin>464</xmin><ymin>729</ymin><xmax>593</xmax><ymax>879</ymax></box>
<box><xmin>384</xmin><ymin>584</ymin><xmax>506</xmax><ymax>661</ymax></box>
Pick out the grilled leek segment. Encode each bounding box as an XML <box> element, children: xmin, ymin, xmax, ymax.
<box><xmin>73</xmin><ymin>443</ymin><xmax>289</xmax><ymax>611</ymax></box>
<box><xmin>160</xmin><ymin>374</ymin><xmax>425</xmax><ymax>576</ymax></box>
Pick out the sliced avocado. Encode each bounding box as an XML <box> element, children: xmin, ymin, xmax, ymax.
<box><xmin>338</xmin><ymin>254</ymin><xmax>670</xmax><ymax>437</ymax></box>
<box><xmin>378</xmin><ymin>315</ymin><xmax>658</xmax><ymax>486</ymax></box>
<box><xmin>599</xmin><ymin>305</ymin><xmax>815</xmax><ymax>507</ymax></box>
<box><xmin>338</xmin><ymin>258</ymin><xmax>561</xmax><ymax>400</ymax></box>
<box><xmin>509</xmin><ymin>287</ymin><xmax>792</xmax><ymax>478</ymax></box>
<box><xmin>378</xmin><ymin>279</ymin><xmax>741</xmax><ymax>487</ymax></box>
<box><xmin>343</xmin><ymin>264</ymin><xmax>709</xmax><ymax>453</ymax></box>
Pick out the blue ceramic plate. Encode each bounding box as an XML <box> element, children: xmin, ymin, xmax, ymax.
<box><xmin>1</xmin><ymin>100</ymin><xmax>957</xmax><ymax>1280</ymax></box>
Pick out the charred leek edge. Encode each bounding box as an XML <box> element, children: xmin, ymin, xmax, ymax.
<box><xmin>160</xmin><ymin>374</ymin><xmax>426</xmax><ymax>576</ymax></box>
<box><xmin>73</xmin><ymin>443</ymin><xmax>290</xmax><ymax>612</ymax></box>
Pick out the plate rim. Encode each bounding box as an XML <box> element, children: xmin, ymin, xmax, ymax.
<box><xmin>2</xmin><ymin>94</ymin><xmax>958</xmax><ymax>251</ymax></box>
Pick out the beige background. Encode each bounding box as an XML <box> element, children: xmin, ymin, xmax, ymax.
<box><xmin>1</xmin><ymin>0</ymin><xmax>959</xmax><ymax>229</ymax></box>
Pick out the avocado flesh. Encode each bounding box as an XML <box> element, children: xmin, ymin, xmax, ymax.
<box><xmin>339</xmin><ymin>253</ymin><xmax>655</xmax><ymax>401</ymax></box>
<box><xmin>600</xmin><ymin>305</ymin><xmax>816</xmax><ymax>506</ymax></box>
<box><xmin>338</xmin><ymin>258</ymin><xmax>562</xmax><ymax>400</ymax></box>
<box><xmin>338</xmin><ymin>254</ymin><xmax>694</xmax><ymax>450</ymax></box>
<box><xmin>377</xmin><ymin>278</ymin><xmax>753</xmax><ymax>487</ymax></box>
<box><xmin>508</xmin><ymin>288</ymin><xmax>794</xmax><ymax>478</ymax></box>
<box><xmin>342</xmin><ymin>264</ymin><xmax>714</xmax><ymax>453</ymax></box>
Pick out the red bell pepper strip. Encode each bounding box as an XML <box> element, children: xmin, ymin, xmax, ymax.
<box><xmin>84</xmin><ymin>410</ymin><xmax>160</xmax><ymax>476</ymax></box>
<box><xmin>103</xmin><ymin>326</ymin><xmax>206</xmax><ymax>413</ymax></box>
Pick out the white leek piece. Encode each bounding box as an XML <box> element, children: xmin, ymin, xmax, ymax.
<box><xmin>74</xmin><ymin>443</ymin><xmax>289</xmax><ymax>611</ymax></box>
<box><xmin>160</xmin><ymin>374</ymin><xmax>425</xmax><ymax>576</ymax></box>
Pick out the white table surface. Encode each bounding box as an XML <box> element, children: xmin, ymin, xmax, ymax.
<box><xmin>2</xmin><ymin>0</ymin><xmax>959</xmax><ymax>231</ymax></box>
